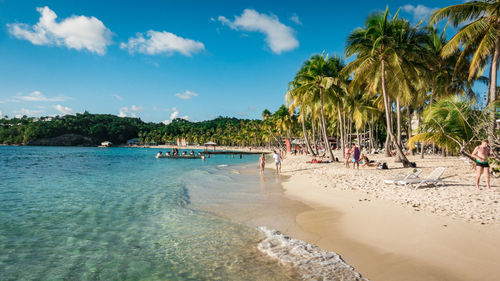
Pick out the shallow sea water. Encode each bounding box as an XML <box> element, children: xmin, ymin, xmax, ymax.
<box><xmin>0</xmin><ymin>146</ymin><xmax>299</xmax><ymax>281</ymax></box>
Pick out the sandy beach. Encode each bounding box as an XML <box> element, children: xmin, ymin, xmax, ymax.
<box><xmin>277</xmin><ymin>152</ymin><xmax>500</xmax><ymax>281</ymax></box>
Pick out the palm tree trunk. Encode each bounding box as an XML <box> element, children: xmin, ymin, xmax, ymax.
<box><xmin>311</xmin><ymin>119</ymin><xmax>318</xmax><ymax>154</ymax></box>
<box><xmin>319</xmin><ymin>87</ymin><xmax>334</xmax><ymax>160</ymax></box>
<box><xmin>301</xmin><ymin>114</ymin><xmax>315</xmax><ymax>155</ymax></box>
<box><xmin>337</xmin><ymin>107</ymin><xmax>345</xmax><ymax>150</ymax></box>
<box><xmin>381</xmin><ymin>60</ymin><xmax>411</xmax><ymax>167</ymax></box>
<box><xmin>488</xmin><ymin>37</ymin><xmax>499</xmax><ymax>145</ymax></box>
<box><xmin>396</xmin><ymin>96</ymin><xmax>402</xmax><ymax>147</ymax></box>
<box><xmin>407</xmin><ymin>107</ymin><xmax>414</xmax><ymax>155</ymax></box>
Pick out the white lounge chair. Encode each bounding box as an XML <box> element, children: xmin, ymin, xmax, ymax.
<box><xmin>397</xmin><ymin>167</ymin><xmax>446</xmax><ymax>190</ymax></box>
<box><xmin>383</xmin><ymin>169</ymin><xmax>422</xmax><ymax>185</ymax></box>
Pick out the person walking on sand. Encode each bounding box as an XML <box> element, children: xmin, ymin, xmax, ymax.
<box><xmin>259</xmin><ymin>153</ymin><xmax>266</xmax><ymax>174</ymax></box>
<box><xmin>352</xmin><ymin>143</ymin><xmax>360</xmax><ymax>170</ymax></box>
<box><xmin>344</xmin><ymin>146</ymin><xmax>351</xmax><ymax>168</ymax></box>
<box><xmin>472</xmin><ymin>140</ymin><xmax>493</xmax><ymax>190</ymax></box>
<box><xmin>273</xmin><ymin>150</ymin><xmax>281</xmax><ymax>175</ymax></box>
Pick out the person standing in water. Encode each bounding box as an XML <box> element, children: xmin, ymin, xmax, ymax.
<box><xmin>472</xmin><ymin>140</ymin><xmax>493</xmax><ymax>190</ymax></box>
<box><xmin>273</xmin><ymin>150</ymin><xmax>281</xmax><ymax>175</ymax></box>
<box><xmin>258</xmin><ymin>153</ymin><xmax>266</xmax><ymax>174</ymax></box>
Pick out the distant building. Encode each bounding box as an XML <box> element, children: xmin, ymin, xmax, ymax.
<box><xmin>127</xmin><ymin>138</ymin><xmax>140</xmax><ymax>145</ymax></box>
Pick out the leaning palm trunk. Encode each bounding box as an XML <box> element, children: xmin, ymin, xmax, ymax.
<box><xmin>319</xmin><ymin>88</ymin><xmax>335</xmax><ymax>160</ymax></box>
<box><xmin>396</xmin><ymin>96</ymin><xmax>402</xmax><ymax>147</ymax></box>
<box><xmin>407</xmin><ymin>107</ymin><xmax>414</xmax><ymax>155</ymax></box>
<box><xmin>381</xmin><ymin>61</ymin><xmax>411</xmax><ymax>167</ymax></box>
<box><xmin>301</xmin><ymin>114</ymin><xmax>315</xmax><ymax>155</ymax></box>
<box><xmin>488</xmin><ymin>38</ymin><xmax>500</xmax><ymax>145</ymax></box>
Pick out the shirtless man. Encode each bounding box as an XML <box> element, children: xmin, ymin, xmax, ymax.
<box><xmin>471</xmin><ymin>140</ymin><xmax>493</xmax><ymax>190</ymax></box>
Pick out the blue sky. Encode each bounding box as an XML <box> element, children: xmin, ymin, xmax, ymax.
<box><xmin>0</xmin><ymin>0</ymin><xmax>463</xmax><ymax>123</ymax></box>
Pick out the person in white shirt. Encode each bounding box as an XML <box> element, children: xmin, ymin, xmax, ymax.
<box><xmin>273</xmin><ymin>150</ymin><xmax>281</xmax><ymax>175</ymax></box>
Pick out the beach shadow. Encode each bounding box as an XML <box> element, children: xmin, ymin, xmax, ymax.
<box><xmin>283</xmin><ymin>166</ymin><xmax>323</xmax><ymax>173</ymax></box>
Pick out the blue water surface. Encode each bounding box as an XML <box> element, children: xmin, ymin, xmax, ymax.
<box><xmin>0</xmin><ymin>146</ymin><xmax>296</xmax><ymax>281</ymax></box>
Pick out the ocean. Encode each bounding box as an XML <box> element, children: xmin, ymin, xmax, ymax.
<box><xmin>0</xmin><ymin>146</ymin><xmax>301</xmax><ymax>280</ymax></box>
<box><xmin>0</xmin><ymin>146</ymin><xmax>366</xmax><ymax>281</ymax></box>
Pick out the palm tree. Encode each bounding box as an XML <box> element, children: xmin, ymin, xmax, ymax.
<box><xmin>409</xmin><ymin>96</ymin><xmax>480</xmax><ymax>156</ymax></box>
<box><xmin>288</xmin><ymin>53</ymin><xmax>346</xmax><ymax>160</ymax></box>
<box><xmin>430</xmin><ymin>0</ymin><xmax>500</xmax><ymax>144</ymax></box>
<box><xmin>344</xmin><ymin>8</ymin><xmax>423</xmax><ymax>167</ymax></box>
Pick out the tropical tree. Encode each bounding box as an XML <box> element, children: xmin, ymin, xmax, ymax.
<box><xmin>344</xmin><ymin>8</ymin><xmax>426</xmax><ymax>166</ymax></box>
<box><xmin>430</xmin><ymin>0</ymin><xmax>500</xmax><ymax>144</ymax></box>
<box><xmin>287</xmin><ymin>53</ymin><xmax>346</xmax><ymax>160</ymax></box>
<box><xmin>409</xmin><ymin>96</ymin><xmax>498</xmax><ymax>159</ymax></box>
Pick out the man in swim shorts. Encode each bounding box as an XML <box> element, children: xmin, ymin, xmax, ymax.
<box><xmin>352</xmin><ymin>143</ymin><xmax>360</xmax><ymax>170</ymax></box>
<box><xmin>471</xmin><ymin>140</ymin><xmax>493</xmax><ymax>190</ymax></box>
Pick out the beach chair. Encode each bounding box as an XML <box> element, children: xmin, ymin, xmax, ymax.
<box><xmin>397</xmin><ymin>167</ymin><xmax>446</xmax><ymax>190</ymax></box>
<box><xmin>383</xmin><ymin>169</ymin><xmax>422</xmax><ymax>185</ymax></box>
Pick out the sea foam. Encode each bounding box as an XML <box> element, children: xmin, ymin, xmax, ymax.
<box><xmin>258</xmin><ymin>227</ymin><xmax>368</xmax><ymax>281</ymax></box>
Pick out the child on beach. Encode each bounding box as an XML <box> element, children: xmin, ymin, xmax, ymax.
<box><xmin>259</xmin><ymin>153</ymin><xmax>266</xmax><ymax>174</ymax></box>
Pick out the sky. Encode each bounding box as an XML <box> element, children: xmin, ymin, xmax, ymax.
<box><xmin>0</xmin><ymin>0</ymin><xmax>464</xmax><ymax>123</ymax></box>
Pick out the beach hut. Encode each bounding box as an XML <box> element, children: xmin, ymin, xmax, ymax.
<box><xmin>204</xmin><ymin>141</ymin><xmax>217</xmax><ymax>151</ymax></box>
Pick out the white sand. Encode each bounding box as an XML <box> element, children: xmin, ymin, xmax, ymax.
<box><xmin>277</xmin><ymin>152</ymin><xmax>500</xmax><ymax>281</ymax></box>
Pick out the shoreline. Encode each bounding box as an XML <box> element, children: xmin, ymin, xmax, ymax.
<box><xmin>276</xmin><ymin>153</ymin><xmax>500</xmax><ymax>281</ymax></box>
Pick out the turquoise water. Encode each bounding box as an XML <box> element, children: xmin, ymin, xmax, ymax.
<box><xmin>0</xmin><ymin>146</ymin><xmax>297</xmax><ymax>281</ymax></box>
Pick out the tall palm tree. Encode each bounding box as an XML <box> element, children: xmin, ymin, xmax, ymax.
<box><xmin>287</xmin><ymin>76</ymin><xmax>316</xmax><ymax>155</ymax></box>
<box><xmin>288</xmin><ymin>53</ymin><xmax>346</xmax><ymax>160</ymax></box>
<box><xmin>344</xmin><ymin>8</ymin><xmax>424</xmax><ymax>167</ymax></box>
<box><xmin>430</xmin><ymin>0</ymin><xmax>500</xmax><ymax>144</ymax></box>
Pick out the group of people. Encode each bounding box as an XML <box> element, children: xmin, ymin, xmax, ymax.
<box><xmin>258</xmin><ymin>150</ymin><xmax>283</xmax><ymax>175</ymax></box>
<box><xmin>156</xmin><ymin>149</ymin><xmax>199</xmax><ymax>158</ymax></box>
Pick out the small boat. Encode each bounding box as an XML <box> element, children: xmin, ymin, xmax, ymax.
<box><xmin>156</xmin><ymin>154</ymin><xmax>203</xmax><ymax>159</ymax></box>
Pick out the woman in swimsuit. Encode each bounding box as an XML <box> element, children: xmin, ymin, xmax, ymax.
<box><xmin>344</xmin><ymin>146</ymin><xmax>351</xmax><ymax>168</ymax></box>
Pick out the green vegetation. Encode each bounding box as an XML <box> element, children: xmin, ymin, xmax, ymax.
<box><xmin>284</xmin><ymin>3</ymin><xmax>499</xmax><ymax>167</ymax></box>
<box><xmin>0</xmin><ymin>111</ymin><xmax>291</xmax><ymax>147</ymax></box>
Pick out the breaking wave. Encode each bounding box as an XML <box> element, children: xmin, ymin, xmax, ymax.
<box><xmin>258</xmin><ymin>227</ymin><xmax>368</xmax><ymax>281</ymax></box>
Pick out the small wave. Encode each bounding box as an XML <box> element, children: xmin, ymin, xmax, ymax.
<box><xmin>257</xmin><ymin>227</ymin><xmax>368</xmax><ymax>281</ymax></box>
<box><xmin>217</xmin><ymin>164</ymin><xmax>228</xmax><ymax>168</ymax></box>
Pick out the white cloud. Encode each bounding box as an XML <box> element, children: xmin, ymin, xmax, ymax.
<box><xmin>7</xmin><ymin>6</ymin><xmax>112</xmax><ymax>55</ymax></box>
<box><xmin>112</xmin><ymin>94</ymin><xmax>123</xmax><ymax>101</ymax></box>
<box><xmin>0</xmin><ymin>111</ymin><xmax>2</xmax><ymax>117</ymax></box>
<box><xmin>119</xmin><ymin>105</ymin><xmax>143</xmax><ymax>117</ymax></box>
<box><xmin>162</xmin><ymin>107</ymin><xmax>189</xmax><ymax>124</ymax></box>
<box><xmin>175</xmin><ymin>90</ymin><xmax>198</xmax><ymax>100</ymax></box>
<box><xmin>217</xmin><ymin>9</ymin><xmax>299</xmax><ymax>54</ymax></box>
<box><xmin>53</xmin><ymin>104</ymin><xmax>75</xmax><ymax>115</ymax></box>
<box><xmin>402</xmin><ymin>4</ymin><xmax>438</xmax><ymax>22</ymax></box>
<box><xmin>290</xmin><ymin>14</ymin><xmax>302</xmax><ymax>25</ymax></box>
<box><xmin>120</xmin><ymin>30</ymin><xmax>205</xmax><ymax>56</ymax></box>
<box><xmin>13</xmin><ymin>91</ymin><xmax>69</xmax><ymax>102</ymax></box>
<box><xmin>13</xmin><ymin>108</ymin><xmax>44</xmax><ymax>117</ymax></box>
